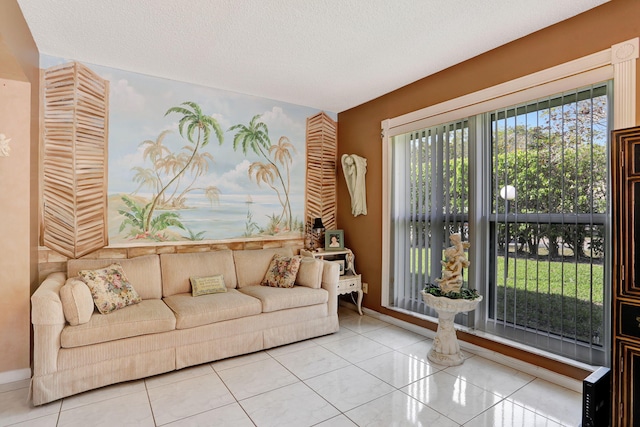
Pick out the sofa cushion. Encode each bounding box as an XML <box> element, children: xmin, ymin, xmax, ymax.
<box><xmin>67</xmin><ymin>255</ymin><xmax>162</xmax><ymax>300</ymax></box>
<box><xmin>60</xmin><ymin>299</ymin><xmax>176</xmax><ymax>348</ymax></box>
<box><xmin>163</xmin><ymin>289</ymin><xmax>262</xmax><ymax>329</ymax></box>
<box><xmin>190</xmin><ymin>275</ymin><xmax>227</xmax><ymax>296</ymax></box>
<box><xmin>59</xmin><ymin>277</ymin><xmax>95</xmax><ymax>325</ymax></box>
<box><xmin>161</xmin><ymin>250</ymin><xmax>237</xmax><ymax>297</ymax></box>
<box><xmin>295</xmin><ymin>257</ymin><xmax>323</xmax><ymax>289</ymax></box>
<box><xmin>261</xmin><ymin>255</ymin><xmax>302</xmax><ymax>288</ymax></box>
<box><xmin>239</xmin><ymin>285</ymin><xmax>329</xmax><ymax>313</ymax></box>
<box><xmin>233</xmin><ymin>248</ymin><xmax>294</xmax><ymax>288</ymax></box>
<box><xmin>78</xmin><ymin>263</ymin><xmax>142</xmax><ymax>314</ymax></box>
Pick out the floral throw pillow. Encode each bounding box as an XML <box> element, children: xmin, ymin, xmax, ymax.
<box><xmin>78</xmin><ymin>263</ymin><xmax>142</xmax><ymax>314</ymax></box>
<box><xmin>261</xmin><ymin>255</ymin><xmax>302</xmax><ymax>288</ymax></box>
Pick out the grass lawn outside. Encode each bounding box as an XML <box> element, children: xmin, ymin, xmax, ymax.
<box><xmin>411</xmin><ymin>248</ymin><xmax>604</xmax><ymax>344</ymax></box>
<box><xmin>495</xmin><ymin>256</ymin><xmax>604</xmax><ymax>344</ymax></box>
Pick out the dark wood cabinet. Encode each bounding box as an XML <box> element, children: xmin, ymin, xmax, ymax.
<box><xmin>612</xmin><ymin>125</ymin><xmax>640</xmax><ymax>426</ymax></box>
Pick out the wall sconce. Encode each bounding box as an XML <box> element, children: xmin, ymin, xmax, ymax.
<box><xmin>0</xmin><ymin>134</ymin><xmax>11</xmax><ymax>157</ymax></box>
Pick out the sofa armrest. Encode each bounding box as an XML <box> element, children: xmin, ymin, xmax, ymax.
<box><xmin>31</xmin><ymin>272</ymin><xmax>66</xmax><ymax>376</ymax></box>
<box><xmin>32</xmin><ymin>272</ymin><xmax>66</xmax><ymax>325</ymax></box>
<box><xmin>320</xmin><ymin>260</ymin><xmax>340</xmax><ymax>314</ymax></box>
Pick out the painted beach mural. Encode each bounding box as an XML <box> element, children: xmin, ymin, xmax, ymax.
<box><xmin>41</xmin><ymin>55</ymin><xmax>335</xmax><ymax>244</ymax></box>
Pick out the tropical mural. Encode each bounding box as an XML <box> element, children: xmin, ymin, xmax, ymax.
<box><xmin>41</xmin><ymin>55</ymin><xmax>335</xmax><ymax>243</ymax></box>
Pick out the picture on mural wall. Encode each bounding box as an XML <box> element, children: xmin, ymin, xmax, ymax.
<box><xmin>40</xmin><ymin>55</ymin><xmax>334</xmax><ymax>243</ymax></box>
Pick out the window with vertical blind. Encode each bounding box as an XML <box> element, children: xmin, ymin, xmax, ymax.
<box><xmin>387</xmin><ymin>82</ymin><xmax>611</xmax><ymax>364</ymax></box>
<box><xmin>390</xmin><ymin>120</ymin><xmax>470</xmax><ymax>318</ymax></box>
<box><xmin>486</xmin><ymin>83</ymin><xmax>610</xmax><ymax>365</ymax></box>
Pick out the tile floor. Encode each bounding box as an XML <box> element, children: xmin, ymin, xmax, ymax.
<box><xmin>0</xmin><ymin>307</ymin><xmax>583</xmax><ymax>426</ymax></box>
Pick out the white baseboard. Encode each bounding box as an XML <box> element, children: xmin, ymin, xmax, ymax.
<box><xmin>339</xmin><ymin>301</ymin><xmax>585</xmax><ymax>393</ymax></box>
<box><xmin>0</xmin><ymin>368</ymin><xmax>31</xmax><ymax>385</ymax></box>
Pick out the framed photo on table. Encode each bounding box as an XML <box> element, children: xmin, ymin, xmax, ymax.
<box><xmin>325</xmin><ymin>229</ymin><xmax>344</xmax><ymax>250</ymax></box>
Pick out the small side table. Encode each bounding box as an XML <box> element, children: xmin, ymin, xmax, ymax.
<box><xmin>301</xmin><ymin>248</ymin><xmax>363</xmax><ymax>315</ymax></box>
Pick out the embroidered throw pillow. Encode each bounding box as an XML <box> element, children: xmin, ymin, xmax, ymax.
<box><xmin>261</xmin><ymin>254</ymin><xmax>302</xmax><ymax>288</ymax></box>
<box><xmin>190</xmin><ymin>274</ymin><xmax>227</xmax><ymax>296</ymax></box>
<box><xmin>78</xmin><ymin>263</ymin><xmax>142</xmax><ymax>314</ymax></box>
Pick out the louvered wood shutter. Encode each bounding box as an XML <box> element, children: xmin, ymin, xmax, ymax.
<box><xmin>42</xmin><ymin>62</ymin><xmax>109</xmax><ymax>258</ymax></box>
<box><xmin>304</xmin><ymin>112</ymin><xmax>337</xmax><ymax>230</ymax></box>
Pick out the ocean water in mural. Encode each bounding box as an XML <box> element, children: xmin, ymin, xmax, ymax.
<box><xmin>41</xmin><ymin>55</ymin><xmax>334</xmax><ymax>243</ymax></box>
<box><xmin>112</xmin><ymin>193</ymin><xmax>298</xmax><ymax>241</ymax></box>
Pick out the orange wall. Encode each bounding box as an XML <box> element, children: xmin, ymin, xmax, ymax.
<box><xmin>0</xmin><ymin>1</ymin><xmax>42</xmax><ymax>297</ymax></box>
<box><xmin>0</xmin><ymin>77</ymin><xmax>31</xmax><ymax>379</ymax></box>
<box><xmin>0</xmin><ymin>0</ymin><xmax>40</xmax><ymax>380</ymax></box>
<box><xmin>337</xmin><ymin>0</ymin><xmax>640</xmax><ymax>371</ymax></box>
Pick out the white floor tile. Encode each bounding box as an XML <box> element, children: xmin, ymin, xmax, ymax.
<box><xmin>210</xmin><ymin>350</ymin><xmax>271</xmax><ymax>372</ymax></box>
<box><xmin>147</xmin><ymin>373</ymin><xmax>235</xmax><ymax>425</ymax></box>
<box><xmin>402</xmin><ymin>370</ymin><xmax>502</xmax><ymax>424</ymax></box>
<box><xmin>0</xmin><ymin>387</ymin><xmax>61</xmax><ymax>427</ymax></box>
<box><xmin>163</xmin><ymin>402</ymin><xmax>254</xmax><ymax>427</ymax></box>
<box><xmin>312</xmin><ymin>328</ymin><xmax>357</xmax><ymax>345</ymax></box>
<box><xmin>240</xmin><ymin>382</ymin><xmax>339</xmax><ymax>427</ymax></box>
<box><xmin>345</xmin><ymin>390</ymin><xmax>459</xmax><ymax>427</ymax></box>
<box><xmin>320</xmin><ymin>334</ymin><xmax>393</xmax><ymax>363</ymax></box>
<box><xmin>313</xmin><ymin>414</ymin><xmax>358</xmax><ymax>427</ymax></box>
<box><xmin>358</xmin><ymin>351</ymin><xmax>436</xmax><ymax>388</ymax></box>
<box><xmin>9</xmin><ymin>413</ymin><xmax>59</xmax><ymax>426</ymax></box>
<box><xmin>61</xmin><ymin>379</ymin><xmax>146</xmax><ymax>411</ymax></box>
<box><xmin>0</xmin><ymin>379</ymin><xmax>30</xmax><ymax>394</ymax></box>
<box><xmin>145</xmin><ymin>364</ymin><xmax>214</xmax><ymax>390</ymax></box>
<box><xmin>444</xmin><ymin>355</ymin><xmax>535</xmax><ymax>397</ymax></box>
<box><xmin>265</xmin><ymin>339</ymin><xmax>320</xmax><ymax>357</ymax></box>
<box><xmin>305</xmin><ymin>365</ymin><xmax>395</xmax><ymax>412</ymax></box>
<box><xmin>337</xmin><ymin>306</ymin><xmax>360</xmax><ymax>318</ymax></box>
<box><xmin>507</xmin><ymin>378</ymin><xmax>582</xmax><ymax>426</ymax></box>
<box><xmin>217</xmin><ymin>358</ymin><xmax>298</xmax><ymax>400</ymax></box>
<box><xmin>275</xmin><ymin>345</ymin><xmax>351</xmax><ymax>380</ymax></box>
<box><xmin>58</xmin><ymin>390</ymin><xmax>153</xmax><ymax>427</ymax></box>
<box><xmin>465</xmin><ymin>398</ymin><xmax>563</xmax><ymax>427</ymax></box>
<box><xmin>339</xmin><ymin>314</ymin><xmax>390</xmax><ymax>334</ymax></box>
<box><xmin>395</xmin><ymin>339</ymin><xmax>442</xmax><ymax>367</ymax></box>
<box><xmin>362</xmin><ymin>325</ymin><xmax>427</xmax><ymax>349</ymax></box>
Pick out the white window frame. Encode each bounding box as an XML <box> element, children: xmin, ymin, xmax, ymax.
<box><xmin>381</xmin><ymin>38</ymin><xmax>638</xmax><ymax>311</ymax></box>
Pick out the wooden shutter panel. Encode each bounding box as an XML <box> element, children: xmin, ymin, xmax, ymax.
<box><xmin>305</xmin><ymin>112</ymin><xmax>337</xmax><ymax>230</ymax></box>
<box><xmin>42</xmin><ymin>61</ymin><xmax>109</xmax><ymax>258</ymax></box>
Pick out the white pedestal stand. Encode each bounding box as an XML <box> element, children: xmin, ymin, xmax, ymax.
<box><xmin>421</xmin><ymin>292</ymin><xmax>483</xmax><ymax>366</ymax></box>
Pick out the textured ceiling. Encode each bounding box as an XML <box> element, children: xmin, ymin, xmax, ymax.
<box><xmin>17</xmin><ymin>0</ymin><xmax>608</xmax><ymax>113</ymax></box>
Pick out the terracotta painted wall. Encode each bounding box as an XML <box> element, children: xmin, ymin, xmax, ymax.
<box><xmin>0</xmin><ymin>0</ymin><xmax>40</xmax><ymax>382</ymax></box>
<box><xmin>337</xmin><ymin>0</ymin><xmax>640</xmax><ymax>373</ymax></box>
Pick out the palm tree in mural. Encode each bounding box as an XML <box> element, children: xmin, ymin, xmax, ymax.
<box><xmin>139</xmin><ymin>129</ymin><xmax>172</xmax><ymax>203</ymax></box>
<box><xmin>131</xmin><ymin>166</ymin><xmax>159</xmax><ymax>195</ymax></box>
<box><xmin>144</xmin><ymin>102</ymin><xmax>224</xmax><ymax>232</ymax></box>
<box><xmin>162</xmin><ymin>151</ymin><xmax>188</xmax><ymax>206</ymax></box>
<box><xmin>172</xmin><ymin>150</ymin><xmax>215</xmax><ymax>207</ymax></box>
<box><xmin>248</xmin><ymin>162</ymin><xmax>287</xmax><ymax>219</ymax></box>
<box><xmin>204</xmin><ymin>186</ymin><xmax>221</xmax><ymax>205</ymax></box>
<box><xmin>229</xmin><ymin>115</ymin><xmax>293</xmax><ymax>229</ymax></box>
<box><xmin>270</xmin><ymin>136</ymin><xmax>296</xmax><ymax>223</ymax></box>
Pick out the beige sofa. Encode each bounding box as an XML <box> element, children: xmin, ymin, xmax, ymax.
<box><xmin>31</xmin><ymin>247</ymin><xmax>339</xmax><ymax>405</ymax></box>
